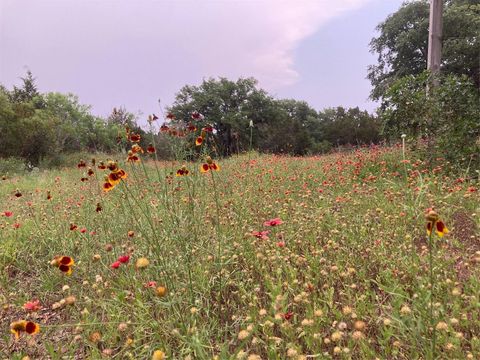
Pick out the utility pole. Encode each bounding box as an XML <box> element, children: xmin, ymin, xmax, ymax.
<box><xmin>427</xmin><ymin>0</ymin><xmax>444</xmax><ymax>79</ymax></box>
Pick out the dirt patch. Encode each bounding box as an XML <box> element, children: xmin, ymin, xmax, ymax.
<box><xmin>451</xmin><ymin>210</ymin><xmax>479</xmax><ymax>250</ymax></box>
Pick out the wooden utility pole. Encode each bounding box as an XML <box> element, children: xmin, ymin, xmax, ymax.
<box><xmin>427</xmin><ymin>0</ymin><xmax>444</xmax><ymax>77</ymax></box>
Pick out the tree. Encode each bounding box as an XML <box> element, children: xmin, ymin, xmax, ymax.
<box><xmin>169</xmin><ymin>77</ymin><xmax>277</xmax><ymax>156</ymax></box>
<box><xmin>368</xmin><ymin>0</ymin><xmax>480</xmax><ymax>101</ymax></box>
<box><xmin>381</xmin><ymin>71</ymin><xmax>480</xmax><ymax>171</ymax></box>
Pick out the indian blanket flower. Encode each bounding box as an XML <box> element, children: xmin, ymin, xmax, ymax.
<box><xmin>24</xmin><ymin>300</ymin><xmax>41</xmax><ymax>311</ymax></box>
<box><xmin>131</xmin><ymin>144</ymin><xmax>144</xmax><ymax>153</ymax></box>
<box><xmin>127</xmin><ymin>150</ymin><xmax>140</xmax><ymax>162</ymax></box>
<box><xmin>195</xmin><ymin>136</ymin><xmax>204</xmax><ymax>146</ymax></box>
<box><xmin>251</xmin><ymin>230</ymin><xmax>269</xmax><ymax>240</ymax></box>
<box><xmin>129</xmin><ymin>133</ymin><xmax>141</xmax><ymax>142</ymax></box>
<box><xmin>200</xmin><ymin>156</ymin><xmax>220</xmax><ymax>173</ymax></box>
<box><xmin>10</xmin><ymin>320</ymin><xmax>40</xmax><ymax>339</ymax></box>
<box><xmin>176</xmin><ymin>165</ymin><xmax>190</xmax><ymax>176</ymax></box>
<box><xmin>111</xmin><ymin>261</ymin><xmax>121</xmax><ymax>269</ymax></box>
<box><xmin>264</xmin><ymin>218</ymin><xmax>283</xmax><ymax>227</ymax></box>
<box><xmin>3</xmin><ymin>211</ymin><xmax>13</xmax><ymax>217</ymax></box>
<box><xmin>51</xmin><ymin>256</ymin><xmax>75</xmax><ymax>275</ymax></box>
<box><xmin>103</xmin><ymin>181</ymin><xmax>114</xmax><ymax>192</ymax></box>
<box><xmin>147</xmin><ymin>144</ymin><xmax>156</xmax><ymax>154</ymax></box>
<box><xmin>425</xmin><ymin>209</ymin><xmax>449</xmax><ymax>237</ymax></box>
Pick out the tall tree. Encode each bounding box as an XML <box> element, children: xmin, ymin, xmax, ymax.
<box><xmin>368</xmin><ymin>0</ymin><xmax>480</xmax><ymax>101</ymax></box>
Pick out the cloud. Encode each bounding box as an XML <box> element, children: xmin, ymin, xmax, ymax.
<box><xmin>157</xmin><ymin>0</ymin><xmax>374</xmax><ymax>89</ymax></box>
<box><xmin>0</xmin><ymin>0</ymin><xmax>373</xmax><ymax>115</ymax></box>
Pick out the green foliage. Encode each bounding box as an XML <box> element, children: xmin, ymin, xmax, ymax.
<box><xmin>169</xmin><ymin>78</ymin><xmax>381</xmax><ymax>156</ymax></box>
<box><xmin>0</xmin><ymin>72</ymin><xmax>136</xmax><ymax>166</ymax></box>
<box><xmin>368</xmin><ymin>0</ymin><xmax>480</xmax><ymax>100</ymax></box>
<box><xmin>381</xmin><ymin>71</ymin><xmax>480</xmax><ymax>171</ymax></box>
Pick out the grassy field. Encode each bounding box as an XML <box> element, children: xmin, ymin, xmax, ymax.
<box><xmin>0</xmin><ymin>147</ymin><xmax>479</xmax><ymax>359</ymax></box>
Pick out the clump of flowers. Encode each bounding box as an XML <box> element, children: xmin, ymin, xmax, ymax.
<box><xmin>176</xmin><ymin>165</ymin><xmax>190</xmax><ymax>176</ymax></box>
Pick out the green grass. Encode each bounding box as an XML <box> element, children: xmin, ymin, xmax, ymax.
<box><xmin>0</xmin><ymin>147</ymin><xmax>479</xmax><ymax>359</ymax></box>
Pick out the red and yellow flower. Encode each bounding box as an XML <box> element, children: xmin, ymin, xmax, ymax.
<box><xmin>127</xmin><ymin>150</ymin><xmax>140</xmax><ymax>162</ymax></box>
<box><xmin>10</xmin><ymin>320</ymin><xmax>40</xmax><ymax>339</ymax></box>
<box><xmin>147</xmin><ymin>144</ymin><xmax>156</xmax><ymax>154</ymax></box>
<box><xmin>51</xmin><ymin>256</ymin><xmax>75</xmax><ymax>275</ymax></box>
<box><xmin>131</xmin><ymin>144</ymin><xmax>144</xmax><ymax>154</ymax></box>
<box><xmin>129</xmin><ymin>133</ymin><xmax>141</xmax><ymax>142</ymax></box>
<box><xmin>425</xmin><ymin>209</ymin><xmax>449</xmax><ymax>237</ymax></box>
<box><xmin>195</xmin><ymin>136</ymin><xmax>204</xmax><ymax>146</ymax></box>
<box><xmin>200</xmin><ymin>156</ymin><xmax>220</xmax><ymax>173</ymax></box>
<box><xmin>176</xmin><ymin>165</ymin><xmax>190</xmax><ymax>176</ymax></box>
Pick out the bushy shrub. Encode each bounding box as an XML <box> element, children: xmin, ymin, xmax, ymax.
<box><xmin>381</xmin><ymin>71</ymin><xmax>480</xmax><ymax>173</ymax></box>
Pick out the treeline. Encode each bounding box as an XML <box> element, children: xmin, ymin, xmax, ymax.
<box><xmin>167</xmin><ymin>77</ymin><xmax>381</xmax><ymax>156</ymax></box>
<box><xmin>0</xmin><ymin>73</ymin><xmax>382</xmax><ymax>166</ymax></box>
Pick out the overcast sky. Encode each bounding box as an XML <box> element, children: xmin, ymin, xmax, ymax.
<box><xmin>0</xmin><ymin>0</ymin><xmax>403</xmax><ymax>120</ymax></box>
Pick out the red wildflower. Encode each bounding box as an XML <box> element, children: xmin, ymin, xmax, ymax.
<box><xmin>129</xmin><ymin>133</ymin><xmax>141</xmax><ymax>142</ymax></box>
<box><xmin>160</xmin><ymin>124</ymin><xmax>169</xmax><ymax>132</ymax></box>
<box><xmin>111</xmin><ymin>261</ymin><xmax>121</xmax><ymax>269</ymax></box>
<box><xmin>3</xmin><ymin>211</ymin><xmax>13</xmax><ymax>217</ymax></box>
<box><xmin>147</xmin><ymin>144</ymin><xmax>156</xmax><ymax>153</ymax></box>
<box><xmin>144</xmin><ymin>281</ymin><xmax>157</xmax><ymax>288</ymax></box>
<box><xmin>264</xmin><ymin>218</ymin><xmax>283</xmax><ymax>227</ymax></box>
<box><xmin>24</xmin><ymin>300</ymin><xmax>41</xmax><ymax>312</ymax></box>
<box><xmin>251</xmin><ymin>230</ymin><xmax>269</xmax><ymax>240</ymax></box>
<box><xmin>276</xmin><ymin>241</ymin><xmax>285</xmax><ymax>248</ymax></box>
<box><xmin>117</xmin><ymin>255</ymin><xmax>130</xmax><ymax>264</ymax></box>
<box><xmin>166</xmin><ymin>112</ymin><xmax>175</xmax><ymax>120</ymax></box>
<box><xmin>282</xmin><ymin>312</ymin><xmax>294</xmax><ymax>321</ymax></box>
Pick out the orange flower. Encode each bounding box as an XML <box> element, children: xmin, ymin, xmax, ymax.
<box><xmin>127</xmin><ymin>150</ymin><xmax>140</xmax><ymax>162</ymax></box>
<box><xmin>425</xmin><ymin>210</ymin><xmax>449</xmax><ymax>237</ymax></box>
<box><xmin>10</xmin><ymin>320</ymin><xmax>40</xmax><ymax>339</ymax></box>
<box><xmin>131</xmin><ymin>144</ymin><xmax>144</xmax><ymax>153</ymax></box>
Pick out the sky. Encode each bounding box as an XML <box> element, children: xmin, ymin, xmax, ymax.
<box><xmin>0</xmin><ymin>0</ymin><xmax>404</xmax><ymax>121</ymax></box>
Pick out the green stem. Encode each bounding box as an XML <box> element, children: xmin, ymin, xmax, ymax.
<box><xmin>428</xmin><ymin>225</ymin><xmax>436</xmax><ymax>359</ymax></box>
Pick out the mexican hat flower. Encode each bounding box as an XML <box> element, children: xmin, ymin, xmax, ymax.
<box><xmin>425</xmin><ymin>209</ymin><xmax>449</xmax><ymax>237</ymax></box>
<box><xmin>10</xmin><ymin>320</ymin><xmax>40</xmax><ymax>339</ymax></box>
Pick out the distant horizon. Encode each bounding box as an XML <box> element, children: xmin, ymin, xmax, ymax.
<box><xmin>0</xmin><ymin>0</ymin><xmax>404</xmax><ymax>121</ymax></box>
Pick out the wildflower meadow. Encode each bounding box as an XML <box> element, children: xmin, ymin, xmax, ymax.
<box><xmin>1</xmin><ymin>121</ymin><xmax>479</xmax><ymax>359</ymax></box>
